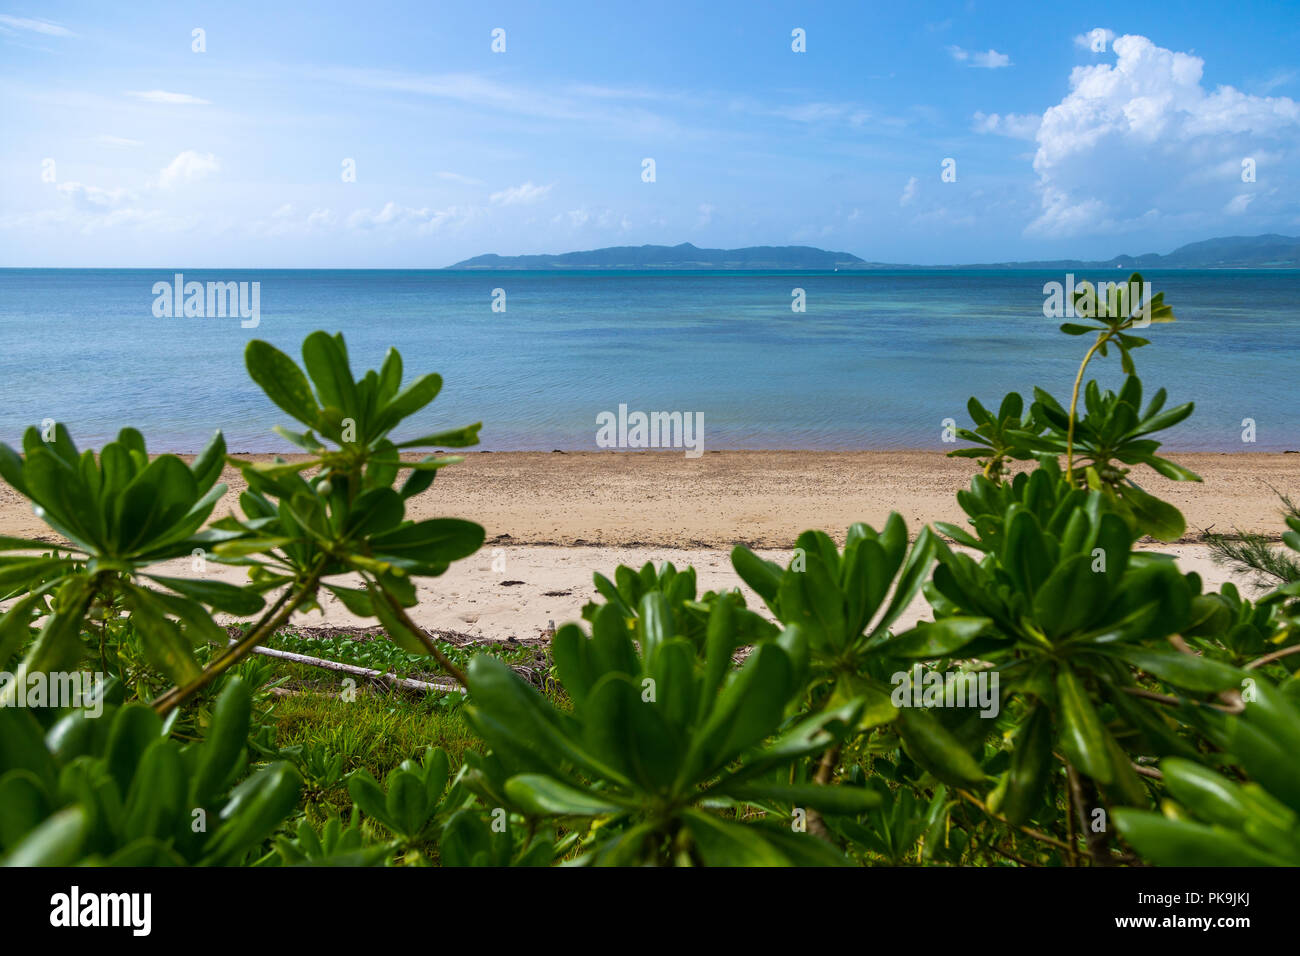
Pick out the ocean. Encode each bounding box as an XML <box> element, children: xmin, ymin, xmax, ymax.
<box><xmin>0</xmin><ymin>268</ymin><xmax>1296</xmax><ymax>453</ymax></box>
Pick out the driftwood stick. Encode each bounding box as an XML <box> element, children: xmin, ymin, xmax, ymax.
<box><xmin>250</xmin><ymin>645</ymin><xmax>462</xmax><ymax>695</ymax></box>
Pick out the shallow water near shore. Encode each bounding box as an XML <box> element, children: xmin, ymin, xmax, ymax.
<box><xmin>1</xmin><ymin>268</ymin><xmax>1296</xmax><ymax>452</ymax></box>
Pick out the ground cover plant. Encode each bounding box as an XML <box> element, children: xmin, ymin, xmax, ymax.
<box><xmin>2</xmin><ymin>277</ymin><xmax>1299</xmax><ymax>866</ymax></box>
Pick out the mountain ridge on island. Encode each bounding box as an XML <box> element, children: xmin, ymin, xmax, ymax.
<box><xmin>446</xmin><ymin>234</ymin><xmax>1300</xmax><ymax>270</ymax></box>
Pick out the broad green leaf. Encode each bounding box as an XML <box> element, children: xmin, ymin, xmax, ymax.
<box><xmin>681</xmin><ymin>809</ymin><xmax>790</xmax><ymax>866</ymax></box>
<box><xmin>245</xmin><ymin>340</ymin><xmax>321</xmax><ymax>428</ymax></box>
<box><xmin>1055</xmin><ymin>667</ymin><xmax>1113</xmax><ymax>784</ymax></box>
<box><xmin>503</xmin><ymin>774</ymin><xmax>625</xmax><ymax>816</ymax></box>
<box><xmin>1113</xmin><ymin>809</ymin><xmax>1286</xmax><ymax>866</ymax></box>
<box><xmin>886</xmin><ymin>617</ymin><xmax>987</xmax><ymax>659</ymax></box>
<box><xmin>145</xmin><ymin>574</ymin><xmax>265</xmax><ymax>616</ymax></box>
<box><xmin>1117</xmin><ymin>648</ymin><xmax>1242</xmax><ymax>693</ymax></box>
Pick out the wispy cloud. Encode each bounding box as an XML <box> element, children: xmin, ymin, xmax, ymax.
<box><xmin>948</xmin><ymin>46</ymin><xmax>1012</xmax><ymax>69</ymax></box>
<box><xmin>437</xmin><ymin>171</ymin><xmax>485</xmax><ymax>186</ymax></box>
<box><xmin>0</xmin><ymin>15</ymin><xmax>73</xmax><ymax>37</ymax></box>
<box><xmin>347</xmin><ymin>202</ymin><xmax>478</xmax><ymax>234</ymax></box>
<box><xmin>489</xmin><ymin>181</ymin><xmax>552</xmax><ymax>206</ymax></box>
<box><xmin>1258</xmin><ymin>70</ymin><xmax>1298</xmax><ymax>94</ymax></box>
<box><xmin>313</xmin><ymin>67</ymin><xmax>681</xmax><ymax>138</ymax></box>
<box><xmin>899</xmin><ymin>176</ymin><xmax>918</xmax><ymax>206</ymax></box>
<box><xmin>126</xmin><ymin>90</ymin><xmax>211</xmax><ymax>105</ymax></box>
<box><xmin>771</xmin><ymin>102</ymin><xmax>871</xmax><ymax>125</ymax></box>
<box><xmin>97</xmin><ymin>134</ymin><xmax>143</xmax><ymax>148</ymax></box>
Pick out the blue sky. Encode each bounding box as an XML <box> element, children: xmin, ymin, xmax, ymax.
<box><xmin>2</xmin><ymin>0</ymin><xmax>1298</xmax><ymax>266</ymax></box>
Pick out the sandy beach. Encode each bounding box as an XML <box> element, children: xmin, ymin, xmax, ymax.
<box><xmin>2</xmin><ymin>450</ymin><xmax>1295</xmax><ymax>642</ymax></box>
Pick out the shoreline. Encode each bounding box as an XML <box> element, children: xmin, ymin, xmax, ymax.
<box><xmin>2</xmin><ymin>449</ymin><xmax>1295</xmax><ymax>548</ymax></box>
<box><xmin>1</xmin><ymin>449</ymin><xmax>1293</xmax><ymax>643</ymax></box>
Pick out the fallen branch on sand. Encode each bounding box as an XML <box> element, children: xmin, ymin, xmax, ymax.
<box><xmin>250</xmin><ymin>644</ymin><xmax>462</xmax><ymax>695</ymax></box>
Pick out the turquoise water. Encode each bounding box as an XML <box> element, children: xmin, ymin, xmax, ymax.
<box><xmin>0</xmin><ymin>269</ymin><xmax>1296</xmax><ymax>452</ymax></box>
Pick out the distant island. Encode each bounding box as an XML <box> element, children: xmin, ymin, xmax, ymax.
<box><xmin>447</xmin><ymin>234</ymin><xmax>1300</xmax><ymax>270</ymax></box>
<box><xmin>449</xmin><ymin>243</ymin><xmax>867</xmax><ymax>270</ymax></box>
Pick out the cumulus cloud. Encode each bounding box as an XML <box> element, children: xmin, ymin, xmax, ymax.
<box><xmin>949</xmin><ymin>46</ymin><xmax>1012</xmax><ymax>69</ymax></box>
<box><xmin>1025</xmin><ymin>33</ymin><xmax>1300</xmax><ymax>236</ymax></box>
<box><xmin>489</xmin><ymin>181</ymin><xmax>552</xmax><ymax>205</ymax></box>
<box><xmin>973</xmin><ymin>111</ymin><xmax>1041</xmax><ymax>139</ymax></box>
<box><xmin>126</xmin><ymin>90</ymin><xmax>211</xmax><ymax>105</ymax></box>
<box><xmin>157</xmin><ymin>151</ymin><xmax>220</xmax><ymax>189</ymax></box>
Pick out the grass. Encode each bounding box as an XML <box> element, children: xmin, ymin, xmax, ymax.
<box><xmin>249</xmin><ymin>627</ymin><xmax>561</xmax><ymax>821</ymax></box>
<box><xmin>271</xmin><ymin>688</ymin><xmax>482</xmax><ymax>818</ymax></box>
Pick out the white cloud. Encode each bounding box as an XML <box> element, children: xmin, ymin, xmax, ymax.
<box><xmin>696</xmin><ymin>203</ymin><xmax>715</xmax><ymax>227</ymax></box>
<box><xmin>1</xmin><ymin>204</ymin><xmax>175</xmax><ymax>235</ymax></box>
<box><xmin>549</xmin><ymin>207</ymin><xmax>631</xmax><ymax>232</ymax></box>
<box><xmin>248</xmin><ymin>205</ymin><xmax>337</xmax><ymax>237</ymax></box>
<box><xmin>0</xmin><ymin>15</ymin><xmax>73</xmax><ymax>37</ymax></box>
<box><xmin>771</xmin><ymin>102</ymin><xmax>871</xmax><ymax>125</ymax></box>
<box><xmin>157</xmin><ymin>151</ymin><xmax>220</xmax><ymax>189</ymax></box>
<box><xmin>347</xmin><ymin>202</ymin><xmax>477</xmax><ymax>234</ymax></box>
<box><xmin>972</xmin><ymin>111</ymin><xmax>1041</xmax><ymax>139</ymax></box>
<box><xmin>949</xmin><ymin>46</ymin><xmax>1012</xmax><ymax>69</ymax></box>
<box><xmin>899</xmin><ymin>176</ymin><xmax>918</xmax><ymax>207</ymax></box>
<box><xmin>1026</xmin><ymin>33</ymin><xmax>1300</xmax><ymax>236</ymax></box>
<box><xmin>55</xmin><ymin>182</ymin><xmax>135</xmax><ymax>210</ymax></box>
<box><xmin>436</xmin><ymin>171</ymin><xmax>484</xmax><ymax>185</ymax></box>
<box><xmin>97</xmin><ymin>135</ymin><xmax>143</xmax><ymax>148</ymax></box>
<box><xmin>553</xmin><ymin>209</ymin><xmax>590</xmax><ymax>228</ymax></box>
<box><xmin>1074</xmin><ymin>28</ymin><xmax>1116</xmax><ymax>53</ymax></box>
<box><xmin>1259</xmin><ymin>71</ymin><xmax>1298</xmax><ymax>94</ymax></box>
<box><xmin>1225</xmin><ymin>194</ymin><xmax>1254</xmax><ymax>215</ymax></box>
<box><xmin>126</xmin><ymin>90</ymin><xmax>211</xmax><ymax>105</ymax></box>
<box><xmin>489</xmin><ymin>181</ymin><xmax>552</xmax><ymax>206</ymax></box>
<box><xmin>318</xmin><ymin>68</ymin><xmax>679</xmax><ymax>137</ymax></box>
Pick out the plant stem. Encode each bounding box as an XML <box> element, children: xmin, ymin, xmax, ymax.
<box><xmin>378</xmin><ymin>589</ymin><xmax>469</xmax><ymax>686</ymax></box>
<box><xmin>1246</xmin><ymin>643</ymin><xmax>1300</xmax><ymax>670</ymax></box>
<box><xmin>955</xmin><ymin>789</ymin><xmax>1073</xmax><ymax>853</ymax></box>
<box><xmin>1065</xmin><ymin>335</ymin><xmax>1109</xmax><ymax>484</ymax></box>
<box><xmin>805</xmin><ymin>743</ymin><xmax>842</xmax><ymax>839</ymax></box>
<box><xmin>1066</xmin><ymin>764</ymin><xmax>1112</xmax><ymax>866</ymax></box>
<box><xmin>152</xmin><ymin>565</ymin><xmax>324</xmax><ymax>715</ymax></box>
<box><xmin>1063</xmin><ymin>774</ymin><xmax>1079</xmax><ymax>866</ymax></box>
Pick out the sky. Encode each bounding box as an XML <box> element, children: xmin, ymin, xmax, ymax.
<box><xmin>1</xmin><ymin>0</ymin><xmax>1298</xmax><ymax>267</ymax></box>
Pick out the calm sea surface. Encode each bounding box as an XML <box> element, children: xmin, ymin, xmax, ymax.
<box><xmin>0</xmin><ymin>269</ymin><xmax>1296</xmax><ymax>453</ymax></box>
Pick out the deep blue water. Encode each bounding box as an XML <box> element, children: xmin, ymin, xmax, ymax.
<box><xmin>0</xmin><ymin>268</ymin><xmax>1296</xmax><ymax>452</ymax></box>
